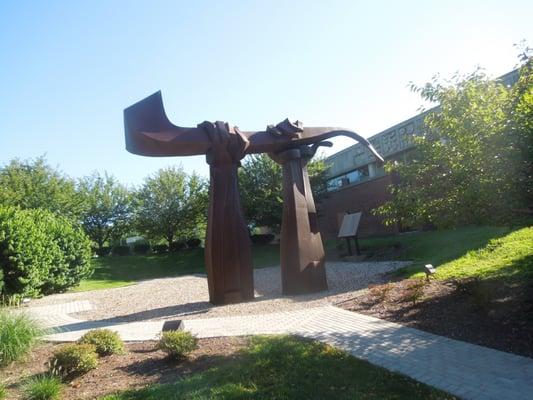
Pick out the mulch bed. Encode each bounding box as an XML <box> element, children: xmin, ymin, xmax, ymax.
<box><xmin>2</xmin><ymin>337</ymin><xmax>248</xmax><ymax>399</ymax></box>
<box><xmin>338</xmin><ymin>277</ymin><xmax>533</xmax><ymax>359</ymax></box>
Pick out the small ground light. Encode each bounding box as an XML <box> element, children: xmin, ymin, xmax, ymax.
<box><xmin>424</xmin><ymin>264</ymin><xmax>436</xmax><ymax>281</ymax></box>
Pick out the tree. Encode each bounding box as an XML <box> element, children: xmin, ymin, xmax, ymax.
<box><xmin>78</xmin><ymin>172</ymin><xmax>133</xmax><ymax>251</ymax></box>
<box><xmin>135</xmin><ymin>166</ymin><xmax>208</xmax><ymax>246</ymax></box>
<box><xmin>375</xmin><ymin>54</ymin><xmax>532</xmax><ymax>229</ymax></box>
<box><xmin>0</xmin><ymin>156</ymin><xmax>82</xmax><ymax>218</ymax></box>
<box><xmin>239</xmin><ymin>154</ymin><xmax>329</xmax><ymax>231</ymax></box>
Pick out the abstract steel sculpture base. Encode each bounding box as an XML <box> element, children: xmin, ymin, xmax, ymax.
<box><xmin>123</xmin><ymin>91</ymin><xmax>383</xmax><ymax>305</ymax></box>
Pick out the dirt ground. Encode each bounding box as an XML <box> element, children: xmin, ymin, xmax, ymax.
<box><xmin>1</xmin><ymin>337</ymin><xmax>248</xmax><ymax>399</ymax></box>
<box><xmin>338</xmin><ymin>277</ymin><xmax>533</xmax><ymax>359</ymax></box>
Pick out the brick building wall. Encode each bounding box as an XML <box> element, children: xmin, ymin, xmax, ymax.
<box><xmin>317</xmin><ymin>174</ymin><xmax>399</xmax><ymax>239</ymax></box>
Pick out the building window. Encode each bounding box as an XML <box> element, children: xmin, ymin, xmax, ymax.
<box><xmin>326</xmin><ymin>165</ymin><xmax>369</xmax><ymax>192</ymax></box>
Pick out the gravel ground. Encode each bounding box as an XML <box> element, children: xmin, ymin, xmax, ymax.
<box><xmin>28</xmin><ymin>262</ymin><xmax>410</xmax><ymax>322</ymax></box>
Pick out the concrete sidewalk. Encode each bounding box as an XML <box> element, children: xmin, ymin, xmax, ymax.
<box><xmin>23</xmin><ymin>301</ymin><xmax>533</xmax><ymax>400</ymax></box>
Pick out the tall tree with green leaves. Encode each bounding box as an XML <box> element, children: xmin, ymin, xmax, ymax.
<box><xmin>78</xmin><ymin>172</ymin><xmax>133</xmax><ymax>251</ymax></box>
<box><xmin>239</xmin><ymin>154</ymin><xmax>329</xmax><ymax>231</ymax></box>
<box><xmin>375</xmin><ymin>53</ymin><xmax>532</xmax><ymax>229</ymax></box>
<box><xmin>135</xmin><ymin>166</ymin><xmax>208</xmax><ymax>246</ymax></box>
<box><xmin>0</xmin><ymin>156</ymin><xmax>82</xmax><ymax>218</ymax></box>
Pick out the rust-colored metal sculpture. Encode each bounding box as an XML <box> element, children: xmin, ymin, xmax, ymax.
<box><xmin>124</xmin><ymin>91</ymin><xmax>383</xmax><ymax>304</ymax></box>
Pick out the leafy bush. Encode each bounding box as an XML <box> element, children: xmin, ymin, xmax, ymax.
<box><xmin>169</xmin><ymin>241</ymin><xmax>186</xmax><ymax>252</ymax></box>
<box><xmin>152</xmin><ymin>244</ymin><xmax>168</xmax><ymax>254</ymax></box>
<box><xmin>78</xmin><ymin>329</ymin><xmax>124</xmax><ymax>356</ymax></box>
<box><xmin>0</xmin><ymin>310</ymin><xmax>43</xmax><ymax>366</ymax></box>
<box><xmin>112</xmin><ymin>245</ymin><xmax>130</xmax><ymax>256</ymax></box>
<box><xmin>133</xmin><ymin>242</ymin><xmax>150</xmax><ymax>255</ymax></box>
<box><xmin>0</xmin><ymin>206</ymin><xmax>93</xmax><ymax>297</ymax></box>
<box><xmin>94</xmin><ymin>246</ymin><xmax>111</xmax><ymax>257</ymax></box>
<box><xmin>250</xmin><ymin>234</ymin><xmax>275</xmax><ymax>245</ymax></box>
<box><xmin>22</xmin><ymin>374</ymin><xmax>62</xmax><ymax>400</ymax></box>
<box><xmin>50</xmin><ymin>343</ymin><xmax>98</xmax><ymax>377</ymax></box>
<box><xmin>186</xmin><ymin>238</ymin><xmax>201</xmax><ymax>249</ymax></box>
<box><xmin>157</xmin><ymin>330</ymin><xmax>198</xmax><ymax>360</ymax></box>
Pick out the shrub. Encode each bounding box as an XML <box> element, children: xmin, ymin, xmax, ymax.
<box><xmin>169</xmin><ymin>241</ymin><xmax>186</xmax><ymax>252</ymax></box>
<box><xmin>400</xmin><ymin>280</ymin><xmax>426</xmax><ymax>305</ymax></box>
<box><xmin>250</xmin><ymin>234</ymin><xmax>275</xmax><ymax>245</ymax></box>
<box><xmin>0</xmin><ymin>206</ymin><xmax>93</xmax><ymax>297</ymax></box>
<box><xmin>157</xmin><ymin>330</ymin><xmax>198</xmax><ymax>360</ymax></box>
<box><xmin>22</xmin><ymin>374</ymin><xmax>62</xmax><ymax>400</ymax></box>
<box><xmin>133</xmin><ymin>242</ymin><xmax>150</xmax><ymax>255</ymax></box>
<box><xmin>112</xmin><ymin>245</ymin><xmax>130</xmax><ymax>256</ymax></box>
<box><xmin>369</xmin><ymin>283</ymin><xmax>393</xmax><ymax>302</ymax></box>
<box><xmin>94</xmin><ymin>246</ymin><xmax>111</xmax><ymax>257</ymax></box>
<box><xmin>50</xmin><ymin>343</ymin><xmax>98</xmax><ymax>377</ymax></box>
<box><xmin>78</xmin><ymin>329</ymin><xmax>125</xmax><ymax>356</ymax></box>
<box><xmin>0</xmin><ymin>310</ymin><xmax>43</xmax><ymax>366</ymax></box>
<box><xmin>186</xmin><ymin>238</ymin><xmax>201</xmax><ymax>249</ymax></box>
<box><xmin>152</xmin><ymin>244</ymin><xmax>168</xmax><ymax>254</ymax></box>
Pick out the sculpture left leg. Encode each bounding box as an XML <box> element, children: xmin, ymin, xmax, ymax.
<box><xmin>200</xmin><ymin>121</ymin><xmax>254</xmax><ymax>305</ymax></box>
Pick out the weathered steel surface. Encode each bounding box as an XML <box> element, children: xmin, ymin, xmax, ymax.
<box><xmin>123</xmin><ymin>91</ymin><xmax>383</xmax><ymax>304</ymax></box>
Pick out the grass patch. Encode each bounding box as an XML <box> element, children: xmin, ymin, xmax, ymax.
<box><xmin>358</xmin><ymin>226</ymin><xmax>512</xmax><ymax>278</ymax></box>
<box><xmin>76</xmin><ymin>245</ymin><xmax>280</xmax><ymax>292</ymax></box>
<box><xmin>102</xmin><ymin>335</ymin><xmax>454</xmax><ymax>400</ymax></box>
<box><xmin>22</xmin><ymin>374</ymin><xmax>62</xmax><ymax>400</ymax></box>
<box><xmin>432</xmin><ymin>226</ymin><xmax>533</xmax><ymax>282</ymax></box>
<box><xmin>0</xmin><ymin>310</ymin><xmax>43</xmax><ymax>366</ymax></box>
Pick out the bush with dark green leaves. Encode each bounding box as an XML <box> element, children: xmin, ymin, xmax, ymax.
<box><xmin>22</xmin><ymin>374</ymin><xmax>62</xmax><ymax>400</ymax></box>
<box><xmin>157</xmin><ymin>330</ymin><xmax>198</xmax><ymax>360</ymax></box>
<box><xmin>133</xmin><ymin>242</ymin><xmax>150</xmax><ymax>255</ymax></box>
<box><xmin>94</xmin><ymin>246</ymin><xmax>111</xmax><ymax>257</ymax></box>
<box><xmin>78</xmin><ymin>329</ymin><xmax>125</xmax><ymax>356</ymax></box>
<box><xmin>0</xmin><ymin>206</ymin><xmax>93</xmax><ymax>298</ymax></box>
<box><xmin>0</xmin><ymin>310</ymin><xmax>43</xmax><ymax>366</ymax></box>
<box><xmin>152</xmin><ymin>244</ymin><xmax>168</xmax><ymax>254</ymax></box>
<box><xmin>169</xmin><ymin>241</ymin><xmax>186</xmax><ymax>252</ymax></box>
<box><xmin>112</xmin><ymin>245</ymin><xmax>130</xmax><ymax>256</ymax></box>
<box><xmin>250</xmin><ymin>234</ymin><xmax>275</xmax><ymax>245</ymax></box>
<box><xmin>186</xmin><ymin>238</ymin><xmax>201</xmax><ymax>249</ymax></box>
<box><xmin>50</xmin><ymin>343</ymin><xmax>98</xmax><ymax>377</ymax></box>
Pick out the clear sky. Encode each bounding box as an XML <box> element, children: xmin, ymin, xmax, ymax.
<box><xmin>1</xmin><ymin>0</ymin><xmax>531</xmax><ymax>186</ymax></box>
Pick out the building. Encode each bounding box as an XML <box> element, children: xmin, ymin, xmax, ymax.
<box><xmin>318</xmin><ymin>69</ymin><xmax>520</xmax><ymax>239</ymax></box>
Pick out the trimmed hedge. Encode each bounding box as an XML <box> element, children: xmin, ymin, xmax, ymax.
<box><xmin>186</xmin><ymin>238</ymin><xmax>201</xmax><ymax>249</ymax></box>
<box><xmin>251</xmin><ymin>234</ymin><xmax>275</xmax><ymax>245</ymax></box>
<box><xmin>133</xmin><ymin>242</ymin><xmax>150</xmax><ymax>255</ymax></box>
<box><xmin>152</xmin><ymin>244</ymin><xmax>168</xmax><ymax>254</ymax></box>
<box><xmin>112</xmin><ymin>245</ymin><xmax>130</xmax><ymax>256</ymax></box>
<box><xmin>169</xmin><ymin>241</ymin><xmax>186</xmax><ymax>252</ymax></box>
<box><xmin>0</xmin><ymin>206</ymin><xmax>93</xmax><ymax>298</ymax></box>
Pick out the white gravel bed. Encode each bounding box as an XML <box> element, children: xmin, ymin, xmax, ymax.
<box><xmin>27</xmin><ymin>261</ymin><xmax>410</xmax><ymax>322</ymax></box>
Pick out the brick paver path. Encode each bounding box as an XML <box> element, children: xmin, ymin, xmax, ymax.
<box><xmin>22</xmin><ymin>302</ymin><xmax>533</xmax><ymax>400</ymax></box>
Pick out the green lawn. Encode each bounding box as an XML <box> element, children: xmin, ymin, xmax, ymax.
<box><xmin>75</xmin><ymin>244</ymin><xmax>281</xmax><ymax>292</ymax></box>
<box><xmin>357</xmin><ymin>225</ymin><xmax>517</xmax><ymax>278</ymax></box>
<box><xmin>102</xmin><ymin>335</ymin><xmax>454</xmax><ymax>400</ymax></box>
<box><xmin>77</xmin><ymin>226</ymin><xmax>531</xmax><ymax>292</ymax></box>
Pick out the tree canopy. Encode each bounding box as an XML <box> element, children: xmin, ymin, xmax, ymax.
<box><xmin>135</xmin><ymin>166</ymin><xmax>208</xmax><ymax>246</ymax></box>
<box><xmin>0</xmin><ymin>156</ymin><xmax>82</xmax><ymax>219</ymax></box>
<box><xmin>78</xmin><ymin>172</ymin><xmax>134</xmax><ymax>251</ymax></box>
<box><xmin>239</xmin><ymin>154</ymin><xmax>329</xmax><ymax>231</ymax></box>
<box><xmin>375</xmin><ymin>55</ymin><xmax>532</xmax><ymax>229</ymax></box>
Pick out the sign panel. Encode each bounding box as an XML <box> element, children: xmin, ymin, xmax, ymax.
<box><xmin>338</xmin><ymin>212</ymin><xmax>362</xmax><ymax>238</ymax></box>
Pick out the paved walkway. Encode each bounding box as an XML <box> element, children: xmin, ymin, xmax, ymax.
<box><xmin>20</xmin><ymin>302</ymin><xmax>533</xmax><ymax>400</ymax></box>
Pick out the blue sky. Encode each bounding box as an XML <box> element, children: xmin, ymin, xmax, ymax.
<box><xmin>1</xmin><ymin>0</ymin><xmax>531</xmax><ymax>186</ymax></box>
